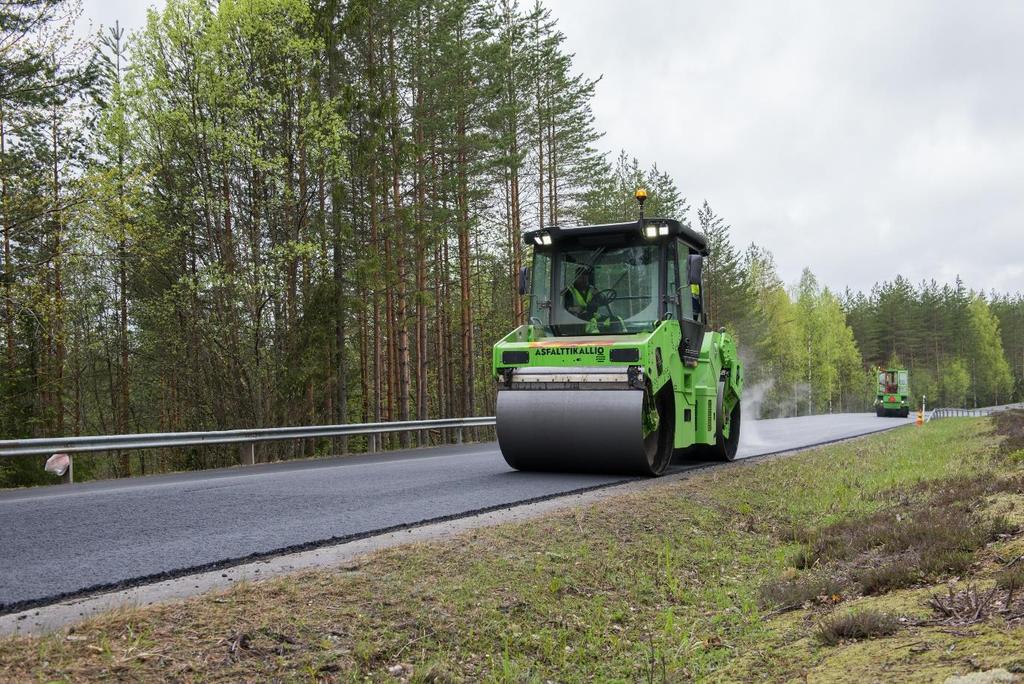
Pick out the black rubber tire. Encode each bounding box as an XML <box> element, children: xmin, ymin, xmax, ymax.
<box><xmin>699</xmin><ymin>381</ymin><xmax>740</xmax><ymax>462</ymax></box>
<box><xmin>900</xmin><ymin>408</ymin><xmax>910</xmax><ymax>418</ymax></box>
<box><xmin>638</xmin><ymin>390</ymin><xmax>674</xmax><ymax>476</ymax></box>
<box><xmin>716</xmin><ymin>399</ymin><xmax>741</xmax><ymax>461</ymax></box>
<box><xmin>876</xmin><ymin>406</ymin><xmax>884</xmax><ymax>417</ymax></box>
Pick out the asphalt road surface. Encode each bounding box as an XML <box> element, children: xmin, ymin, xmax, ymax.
<box><xmin>0</xmin><ymin>412</ymin><xmax>912</xmax><ymax>612</ymax></box>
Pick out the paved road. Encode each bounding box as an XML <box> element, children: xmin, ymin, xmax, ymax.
<box><xmin>0</xmin><ymin>412</ymin><xmax>912</xmax><ymax>612</ymax></box>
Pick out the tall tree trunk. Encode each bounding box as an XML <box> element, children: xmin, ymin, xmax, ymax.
<box><xmin>51</xmin><ymin>101</ymin><xmax>65</xmax><ymax>435</ymax></box>
<box><xmin>457</xmin><ymin>128</ymin><xmax>474</xmax><ymax>418</ymax></box>
<box><xmin>414</xmin><ymin>72</ymin><xmax>428</xmax><ymax>439</ymax></box>
<box><xmin>72</xmin><ymin>330</ymin><xmax>81</xmax><ymax>436</ymax></box>
<box><xmin>0</xmin><ymin>102</ymin><xmax>14</xmax><ymax>374</ymax></box>
<box><xmin>536</xmin><ymin>78</ymin><xmax>544</xmax><ymax>231</ymax></box>
<box><xmin>370</xmin><ymin>168</ymin><xmax>383</xmax><ymax>449</ymax></box>
<box><xmin>510</xmin><ymin>130</ymin><xmax>523</xmax><ymax>324</ymax></box>
<box><xmin>382</xmin><ymin>189</ymin><xmax>397</xmax><ymax>430</ymax></box>
<box><xmin>389</xmin><ymin>29</ymin><xmax>411</xmax><ymax>445</ymax></box>
<box><xmin>325</xmin><ymin>2</ymin><xmax>348</xmax><ymax>450</ymax></box>
<box><xmin>358</xmin><ymin>289</ymin><xmax>370</xmax><ymax>426</ymax></box>
<box><xmin>443</xmin><ymin>230</ymin><xmax>456</xmax><ymax>423</ymax></box>
<box><xmin>431</xmin><ymin>151</ymin><xmax>449</xmax><ymax>426</ymax></box>
<box><xmin>434</xmin><ymin>240</ymin><xmax>446</xmax><ymax>421</ymax></box>
<box><xmin>547</xmin><ymin>103</ymin><xmax>556</xmax><ymax>226</ymax></box>
<box><xmin>332</xmin><ymin>197</ymin><xmax>348</xmax><ymax>439</ymax></box>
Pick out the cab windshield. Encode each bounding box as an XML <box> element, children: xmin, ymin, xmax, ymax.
<box><xmin>530</xmin><ymin>243</ymin><xmax>661</xmax><ymax>336</ymax></box>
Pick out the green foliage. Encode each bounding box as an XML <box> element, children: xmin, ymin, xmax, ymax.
<box><xmin>938</xmin><ymin>358</ymin><xmax>970</xmax><ymax>407</ymax></box>
<box><xmin>742</xmin><ymin>245</ymin><xmax>804</xmax><ymax>416</ymax></box>
<box><xmin>966</xmin><ymin>297</ymin><xmax>1014</xmax><ymax>405</ymax></box>
<box><xmin>698</xmin><ymin>200</ymin><xmax>757</xmax><ymax>339</ymax></box>
<box><xmin>843</xmin><ymin>278</ymin><xmax>1022</xmax><ymax>409</ymax></box>
<box><xmin>3</xmin><ymin>0</ymin><xmax>1024</xmax><ymax>489</ymax></box>
<box><xmin>795</xmin><ymin>274</ymin><xmax>865</xmax><ymax>414</ymax></box>
<box><xmin>991</xmin><ymin>294</ymin><xmax>1024</xmax><ymax>399</ymax></box>
<box><xmin>1</xmin><ymin>0</ymin><xmax>632</xmax><ymax>484</ymax></box>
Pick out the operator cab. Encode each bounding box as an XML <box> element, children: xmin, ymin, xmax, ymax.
<box><xmin>521</xmin><ymin>210</ymin><xmax>709</xmax><ymax>363</ymax></box>
<box><xmin>882</xmin><ymin>371</ymin><xmax>898</xmax><ymax>394</ymax></box>
<box><xmin>878</xmin><ymin>369</ymin><xmax>908</xmax><ymax>396</ymax></box>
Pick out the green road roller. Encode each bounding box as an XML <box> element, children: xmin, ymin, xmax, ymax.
<box><xmin>875</xmin><ymin>367</ymin><xmax>910</xmax><ymax>417</ymax></box>
<box><xmin>491</xmin><ymin>190</ymin><xmax>743</xmax><ymax>476</ymax></box>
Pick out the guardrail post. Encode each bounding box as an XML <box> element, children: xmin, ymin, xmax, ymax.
<box><xmin>63</xmin><ymin>455</ymin><xmax>73</xmax><ymax>484</ymax></box>
<box><xmin>455</xmin><ymin>427</ymin><xmax>463</xmax><ymax>444</ymax></box>
<box><xmin>239</xmin><ymin>442</ymin><xmax>255</xmax><ymax>466</ymax></box>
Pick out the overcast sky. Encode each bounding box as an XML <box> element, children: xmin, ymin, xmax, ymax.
<box><xmin>80</xmin><ymin>0</ymin><xmax>1023</xmax><ymax>295</ymax></box>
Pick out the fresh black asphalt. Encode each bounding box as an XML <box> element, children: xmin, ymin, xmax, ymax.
<box><xmin>0</xmin><ymin>413</ymin><xmax>911</xmax><ymax>612</ymax></box>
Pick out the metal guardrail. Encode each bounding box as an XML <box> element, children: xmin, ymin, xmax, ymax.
<box><xmin>0</xmin><ymin>417</ymin><xmax>497</xmax><ymax>458</ymax></box>
<box><xmin>0</xmin><ymin>417</ymin><xmax>497</xmax><ymax>483</ymax></box>
<box><xmin>930</xmin><ymin>408</ymin><xmax>992</xmax><ymax>419</ymax></box>
<box><xmin>928</xmin><ymin>403</ymin><xmax>1024</xmax><ymax>421</ymax></box>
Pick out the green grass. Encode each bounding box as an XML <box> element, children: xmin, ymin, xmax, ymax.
<box><xmin>1</xmin><ymin>417</ymin><xmax>1022</xmax><ymax>682</ymax></box>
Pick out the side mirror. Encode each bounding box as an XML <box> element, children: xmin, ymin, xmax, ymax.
<box><xmin>518</xmin><ymin>265</ymin><xmax>529</xmax><ymax>296</ymax></box>
<box><xmin>687</xmin><ymin>254</ymin><xmax>703</xmax><ymax>288</ymax></box>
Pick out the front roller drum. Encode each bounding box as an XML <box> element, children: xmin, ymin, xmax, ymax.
<box><xmin>496</xmin><ymin>389</ymin><xmax>673</xmax><ymax>476</ymax></box>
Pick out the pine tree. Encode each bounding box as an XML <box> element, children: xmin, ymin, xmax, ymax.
<box><xmin>697</xmin><ymin>200</ymin><xmax>755</xmax><ymax>338</ymax></box>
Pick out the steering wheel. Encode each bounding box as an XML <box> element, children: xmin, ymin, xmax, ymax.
<box><xmin>593</xmin><ymin>288</ymin><xmax>621</xmax><ymax>327</ymax></box>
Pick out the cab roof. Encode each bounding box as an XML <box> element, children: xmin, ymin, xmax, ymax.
<box><xmin>523</xmin><ymin>218</ymin><xmax>708</xmax><ymax>253</ymax></box>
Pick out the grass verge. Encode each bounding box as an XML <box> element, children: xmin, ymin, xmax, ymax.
<box><xmin>2</xmin><ymin>414</ymin><xmax>1024</xmax><ymax>682</ymax></box>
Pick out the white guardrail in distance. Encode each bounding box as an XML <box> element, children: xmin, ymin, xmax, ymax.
<box><xmin>927</xmin><ymin>403</ymin><xmax>1024</xmax><ymax>422</ymax></box>
<box><xmin>0</xmin><ymin>417</ymin><xmax>497</xmax><ymax>483</ymax></box>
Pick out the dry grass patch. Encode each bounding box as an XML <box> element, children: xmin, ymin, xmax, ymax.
<box><xmin>777</xmin><ymin>475</ymin><xmax>1020</xmax><ymax>590</ymax></box>
<box><xmin>852</xmin><ymin>555</ymin><xmax>922</xmax><ymax>595</ymax></box>
<box><xmin>758</xmin><ymin>573</ymin><xmax>846</xmax><ymax>610</ymax></box>
<box><xmin>810</xmin><ymin>488</ymin><xmax>1017</xmax><ymax>567</ymax></box>
<box><xmin>996</xmin><ymin>564</ymin><xmax>1024</xmax><ymax>598</ymax></box>
<box><xmin>908</xmin><ymin>471</ymin><xmax>1024</xmax><ymax>508</ymax></box>
<box><xmin>815</xmin><ymin>609</ymin><xmax>901</xmax><ymax>646</ymax></box>
<box><xmin>995</xmin><ymin>409</ymin><xmax>1024</xmax><ymax>456</ymax></box>
<box><xmin>760</xmin><ymin>478</ymin><xmax>1018</xmax><ymax>613</ymax></box>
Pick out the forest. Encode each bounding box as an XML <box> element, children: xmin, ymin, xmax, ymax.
<box><xmin>1</xmin><ymin>0</ymin><xmax>1021</xmax><ymax>486</ymax></box>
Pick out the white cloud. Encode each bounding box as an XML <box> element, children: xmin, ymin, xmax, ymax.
<box><xmin>550</xmin><ymin>0</ymin><xmax>1024</xmax><ymax>294</ymax></box>
<box><xmin>78</xmin><ymin>0</ymin><xmax>158</xmax><ymax>37</ymax></box>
